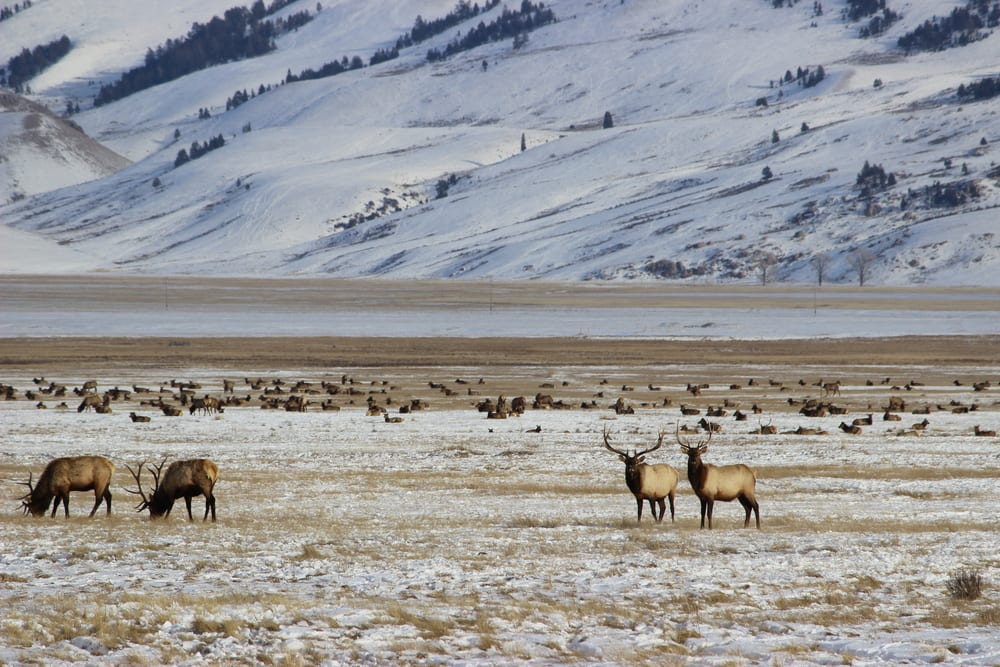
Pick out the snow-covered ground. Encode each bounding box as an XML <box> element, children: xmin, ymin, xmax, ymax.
<box><xmin>2</xmin><ymin>363</ymin><xmax>999</xmax><ymax>666</ymax></box>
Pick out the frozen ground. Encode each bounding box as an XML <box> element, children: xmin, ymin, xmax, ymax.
<box><xmin>1</xmin><ymin>275</ymin><xmax>998</xmax><ymax>339</ymax></box>
<box><xmin>2</xmin><ymin>359</ymin><xmax>999</xmax><ymax>665</ymax></box>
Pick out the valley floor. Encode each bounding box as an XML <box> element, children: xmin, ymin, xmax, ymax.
<box><xmin>1</xmin><ymin>278</ymin><xmax>998</xmax><ymax>665</ymax></box>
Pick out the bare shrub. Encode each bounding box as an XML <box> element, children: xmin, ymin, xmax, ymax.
<box><xmin>947</xmin><ymin>569</ymin><xmax>984</xmax><ymax>601</ymax></box>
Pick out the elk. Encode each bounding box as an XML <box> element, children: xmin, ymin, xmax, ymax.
<box><xmin>602</xmin><ymin>427</ymin><xmax>678</xmax><ymax>523</ymax></box>
<box><xmin>77</xmin><ymin>393</ymin><xmax>108</xmax><ymax>412</ymax></box>
<box><xmin>127</xmin><ymin>458</ymin><xmax>219</xmax><ymax>521</ymax></box>
<box><xmin>677</xmin><ymin>424</ymin><xmax>759</xmax><ymax>529</ymax></box>
<box><xmin>974</xmin><ymin>425</ymin><xmax>997</xmax><ymax>437</ymax></box>
<box><xmin>839</xmin><ymin>421</ymin><xmax>863</xmax><ymax>435</ymax></box>
<box><xmin>821</xmin><ymin>381</ymin><xmax>841</xmax><ymax>397</ymax></box>
<box><xmin>756</xmin><ymin>419</ymin><xmax>777</xmax><ymax>435</ymax></box>
<box><xmin>20</xmin><ymin>456</ymin><xmax>115</xmax><ymax>517</ymax></box>
<box><xmin>189</xmin><ymin>395</ymin><xmax>223</xmax><ymax>415</ymax></box>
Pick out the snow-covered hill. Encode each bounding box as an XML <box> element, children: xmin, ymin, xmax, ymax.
<box><xmin>1</xmin><ymin>0</ymin><xmax>998</xmax><ymax>285</ymax></box>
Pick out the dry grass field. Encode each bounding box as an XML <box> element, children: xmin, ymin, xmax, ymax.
<box><xmin>1</xmin><ymin>278</ymin><xmax>999</xmax><ymax>665</ymax></box>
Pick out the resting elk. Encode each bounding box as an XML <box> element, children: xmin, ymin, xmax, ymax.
<box><xmin>127</xmin><ymin>458</ymin><xmax>219</xmax><ymax>521</ymax></box>
<box><xmin>677</xmin><ymin>424</ymin><xmax>760</xmax><ymax>529</ymax></box>
<box><xmin>21</xmin><ymin>456</ymin><xmax>115</xmax><ymax>517</ymax></box>
<box><xmin>603</xmin><ymin>427</ymin><xmax>678</xmax><ymax>523</ymax></box>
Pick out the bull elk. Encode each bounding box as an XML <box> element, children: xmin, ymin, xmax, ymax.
<box><xmin>20</xmin><ymin>456</ymin><xmax>115</xmax><ymax>517</ymax></box>
<box><xmin>603</xmin><ymin>427</ymin><xmax>678</xmax><ymax>523</ymax></box>
<box><xmin>677</xmin><ymin>424</ymin><xmax>760</xmax><ymax>529</ymax></box>
<box><xmin>127</xmin><ymin>458</ymin><xmax>219</xmax><ymax>521</ymax></box>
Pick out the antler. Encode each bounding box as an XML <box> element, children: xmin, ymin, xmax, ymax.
<box><xmin>635</xmin><ymin>431</ymin><xmax>664</xmax><ymax>457</ymax></box>
<box><xmin>125</xmin><ymin>462</ymin><xmax>150</xmax><ymax>510</ymax></box>
<box><xmin>604</xmin><ymin>427</ymin><xmax>663</xmax><ymax>457</ymax></box>
<box><xmin>676</xmin><ymin>422</ymin><xmax>711</xmax><ymax>451</ymax></box>
<box><xmin>18</xmin><ymin>471</ymin><xmax>34</xmax><ymax>497</ymax></box>
<box><xmin>602</xmin><ymin>426</ymin><xmax>628</xmax><ymax>456</ymax></box>
<box><xmin>17</xmin><ymin>472</ymin><xmax>35</xmax><ymax>514</ymax></box>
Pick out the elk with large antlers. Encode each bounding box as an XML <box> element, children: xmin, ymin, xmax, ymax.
<box><xmin>603</xmin><ymin>427</ymin><xmax>678</xmax><ymax>523</ymax></box>
<box><xmin>127</xmin><ymin>458</ymin><xmax>219</xmax><ymax>521</ymax></box>
<box><xmin>677</xmin><ymin>424</ymin><xmax>759</xmax><ymax>529</ymax></box>
<box><xmin>20</xmin><ymin>456</ymin><xmax>115</xmax><ymax>517</ymax></box>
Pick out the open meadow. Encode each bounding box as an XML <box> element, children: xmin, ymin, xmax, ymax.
<box><xmin>1</xmin><ymin>278</ymin><xmax>999</xmax><ymax>665</ymax></box>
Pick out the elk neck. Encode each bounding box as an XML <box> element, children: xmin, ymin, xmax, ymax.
<box><xmin>624</xmin><ymin>459</ymin><xmax>643</xmax><ymax>494</ymax></box>
<box><xmin>687</xmin><ymin>456</ymin><xmax>708</xmax><ymax>487</ymax></box>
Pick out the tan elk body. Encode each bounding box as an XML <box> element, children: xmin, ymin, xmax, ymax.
<box><xmin>677</xmin><ymin>425</ymin><xmax>759</xmax><ymax>529</ymax></box>
<box><xmin>603</xmin><ymin>428</ymin><xmax>678</xmax><ymax>522</ymax></box>
<box><xmin>128</xmin><ymin>458</ymin><xmax>219</xmax><ymax>521</ymax></box>
<box><xmin>21</xmin><ymin>455</ymin><xmax>115</xmax><ymax>517</ymax></box>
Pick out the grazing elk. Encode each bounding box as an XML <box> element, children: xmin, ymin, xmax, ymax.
<box><xmin>603</xmin><ymin>427</ymin><xmax>678</xmax><ymax>523</ymax></box>
<box><xmin>77</xmin><ymin>393</ymin><xmax>109</xmax><ymax>412</ymax></box>
<box><xmin>127</xmin><ymin>458</ymin><xmax>219</xmax><ymax>521</ymax></box>
<box><xmin>189</xmin><ymin>395</ymin><xmax>223</xmax><ymax>415</ymax></box>
<box><xmin>21</xmin><ymin>456</ymin><xmax>115</xmax><ymax>517</ymax></box>
<box><xmin>677</xmin><ymin>425</ymin><xmax>759</xmax><ymax>529</ymax></box>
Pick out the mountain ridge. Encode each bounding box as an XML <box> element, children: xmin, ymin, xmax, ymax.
<box><xmin>1</xmin><ymin>0</ymin><xmax>998</xmax><ymax>286</ymax></box>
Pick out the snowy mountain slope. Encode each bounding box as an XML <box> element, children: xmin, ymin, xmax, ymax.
<box><xmin>0</xmin><ymin>90</ymin><xmax>129</xmax><ymax>201</ymax></box>
<box><xmin>1</xmin><ymin>0</ymin><xmax>998</xmax><ymax>285</ymax></box>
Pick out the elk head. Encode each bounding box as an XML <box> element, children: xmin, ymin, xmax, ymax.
<box><xmin>676</xmin><ymin>421</ymin><xmax>712</xmax><ymax>458</ymax></box>
<box><xmin>126</xmin><ymin>459</ymin><xmax>166</xmax><ymax>515</ymax></box>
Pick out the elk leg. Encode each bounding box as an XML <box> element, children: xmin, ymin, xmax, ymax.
<box><xmin>104</xmin><ymin>489</ymin><xmax>112</xmax><ymax>516</ymax></box>
<box><xmin>184</xmin><ymin>496</ymin><xmax>195</xmax><ymax>521</ymax></box>
<box><xmin>88</xmin><ymin>492</ymin><xmax>104</xmax><ymax>517</ymax></box>
<box><xmin>206</xmin><ymin>494</ymin><xmax>216</xmax><ymax>522</ymax></box>
<box><xmin>738</xmin><ymin>496</ymin><xmax>752</xmax><ymax>528</ymax></box>
<box><xmin>654</xmin><ymin>498</ymin><xmax>665</xmax><ymax>522</ymax></box>
<box><xmin>667</xmin><ymin>491</ymin><xmax>676</xmax><ymax>522</ymax></box>
<box><xmin>699</xmin><ymin>497</ymin><xmax>708</xmax><ymax>529</ymax></box>
<box><xmin>705</xmin><ymin>498</ymin><xmax>714</xmax><ymax>529</ymax></box>
<box><xmin>635</xmin><ymin>497</ymin><xmax>643</xmax><ymax>523</ymax></box>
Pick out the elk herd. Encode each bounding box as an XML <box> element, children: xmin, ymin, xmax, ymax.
<box><xmin>7</xmin><ymin>371</ymin><xmax>997</xmax><ymax>527</ymax></box>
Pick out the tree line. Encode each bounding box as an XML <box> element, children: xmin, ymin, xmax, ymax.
<box><xmin>0</xmin><ymin>0</ymin><xmax>32</xmax><ymax>23</ymax></box>
<box><xmin>93</xmin><ymin>0</ymin><xmax>312</xmax><ymax>107</ymax></box>
<box><xmin>0</xmin><ymin>34</ymin><xmax>70</xmax><ymax>92</ymax></box>
<box><xmin>958</xmin><ymin>75</ymin><xmax>999</xmax><ymax>102</ymax></box>
<box><xmin>174</xmin><ymin>134</ymin><xmax>226</xmax><ymax>168</ymax></box>
<box><xmin>282</xmin><ymin>1</ymin><xmax>555</xmax><ymax>87</ymax></box>
<box><xmin>897</xmin><ymin>1</ymin><xmax>999</xmax><ymax>53</ymax></box>
<box><xmin>426</xmin><ymin>1</ymin><xmax>556</xmax><ymax>62</ymax></box>
<box><xmin>398</xmin><ymin>0</ymin><xmax>501</xmax><ymax>49</ymax></box>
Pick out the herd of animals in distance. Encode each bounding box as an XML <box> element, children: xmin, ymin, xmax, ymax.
<box><xmin>4</xmin><ymin>371</ymin><xmax>996</xmax><ymax>526</ymax></box>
